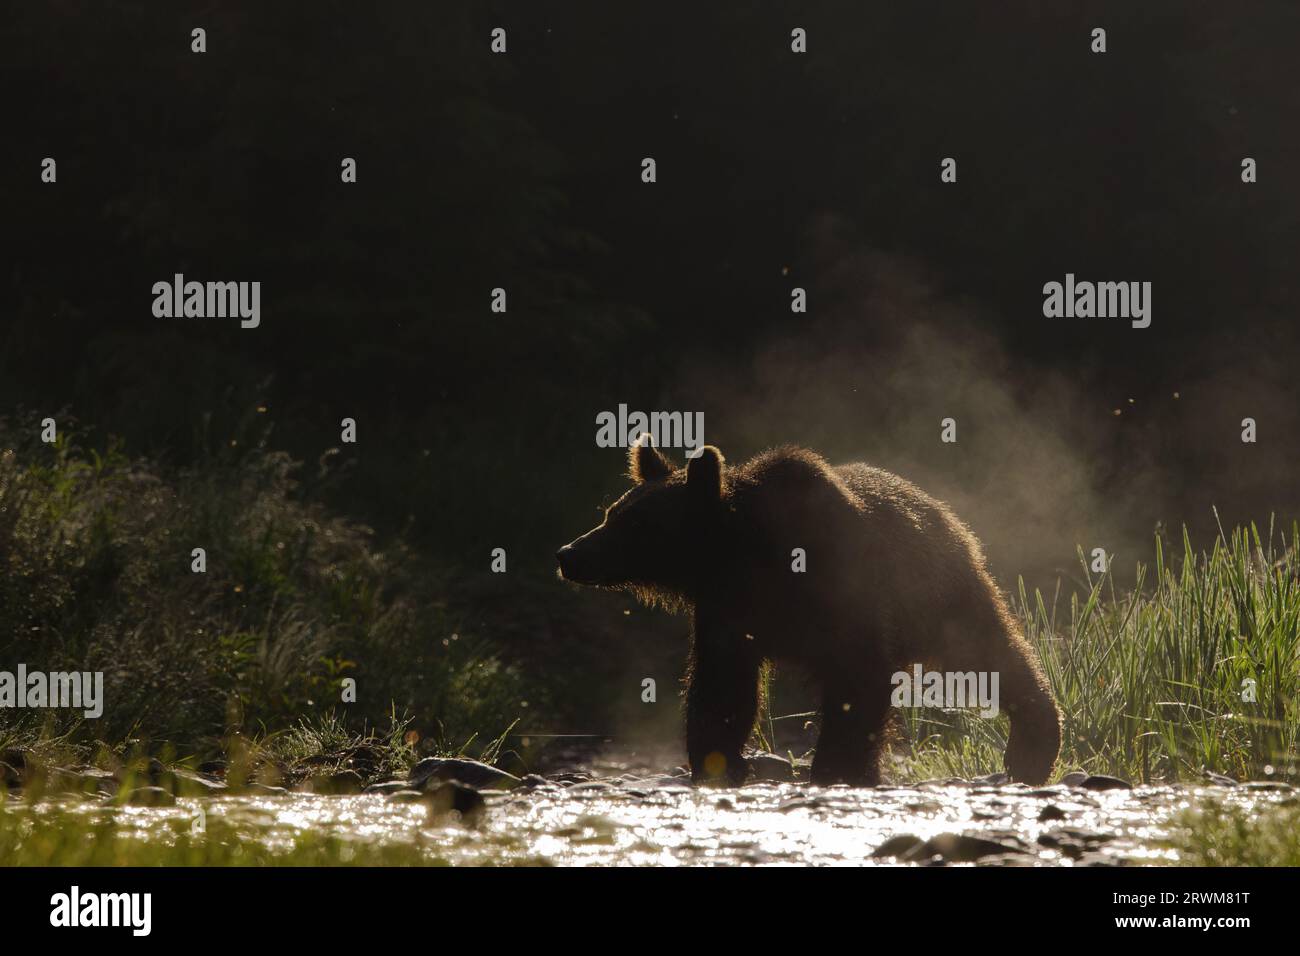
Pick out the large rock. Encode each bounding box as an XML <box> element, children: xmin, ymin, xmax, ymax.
<box><xmin>409</xmin><ymin>757</ymin><xmax>520</xmax><ymax>791</ymax></box>
<box><xmin>903</xmin><ymin>833</ymin><xmax>1029</xmax><ymax>863</ymax></box>
<box><xmin>872</xmin><ymin>834</ymin><xmax>924</xmax><ymax>858</ymax></box>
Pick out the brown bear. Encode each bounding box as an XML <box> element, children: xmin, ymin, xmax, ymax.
<box><xmin>557</xmin><ymin>438</ymin><xmax>1062</xmax><ymax>787</ymax></box>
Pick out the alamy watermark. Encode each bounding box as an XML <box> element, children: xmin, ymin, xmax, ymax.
<box><xmin>50</xmin><ymin>886</ymin><xmax>151</xmax><ymax>936</ymax></box>
<box><xmin>1042</xmin><ymin>273</ymin><xmax>1151</xmax><ymax>328</ymax></box>
<box><xmin>595</xmin><ymin>404</ymin><xmax>704</xmax><ymax>454</ymax></box>
<box><xmin>152</xmin><ymin>273</ymin><xmax>260</xmax><ymax>328</ymax></box>
<box><xmin>890</xmin><ymin>664</ymin><xmax>1000</xmax><ymax>718</ymax></box>
<box><xmin>0</xmin><ymin>665</ymin><xmax>103</xmax><ymax>718</ymax></box>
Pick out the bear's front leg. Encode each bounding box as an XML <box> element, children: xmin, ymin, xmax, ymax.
<box><xmin>685</xmin><ymin>617</ymin><xmax>761</xmax><ymax>787</ymax></box>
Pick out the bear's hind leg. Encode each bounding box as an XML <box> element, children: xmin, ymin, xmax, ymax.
<box><xmin>810</xmin><ymin>679</ymin><xmax>891</xmax><ymax>787</ymax></box>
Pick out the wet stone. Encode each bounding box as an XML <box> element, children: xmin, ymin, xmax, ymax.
<box><xmin>239</xmin><ymin>782</ymin><xmax>289</xmax><ymax>796</ymax></box>
<box><xmin>1050</xmin><ymin>828</ymin><xmax>1116</xmax><ymax>845</ymax></box>
<box><xmin>80</xmin><ymin>769</ymin><xmax>120</xmax><ymax>795</ymax></box>
<box><xmin>119</xmin><ymin>786</ymin><xmax>176</xmax><ymax>807</ymax></box>
<box><xmin>1022</xmin><ymin>787</ymin><xmax>1067</xmax><ymax>798</ymax></box>
<box><xmin>918</xmin><ymin>777</ymin><xmax>975</xmax><ymax>789</ymax></box>
<box><xmin>387</xmin><ymin>789</ymin><xmax>428</xmax><ymax>803</ymax></box>
<box><xmin>1079</xmin><ymin>774</ymin><xmax>1133</xmax><ymax>791</ymax></box>
<box><xmin>410</xmin><ymin>757</ymin><xmax>521</xmax><ymax>792</ymax></box>
<box><xmin>363</xmin><ymin>779</ymin><xmax>411</xmax><ymax>795</ymax></box>
<box><xmin>165</xmin><ymin>768</ymin><xmax>227</xmax><ymax>796</ymax></box>
<box><xmin>652</xmin><ymin>784</ymin><xmax>693</xmax><ymax>795</ymax></box>
<box><xmin>546</xmin><ymin>771</ymin><xmax>592</xmax><ymax>786</ymax></box>
<box><xmin>778</xmin><ymin>796</ymin><xmax>825</xmax><ymax>813</ymax></box>
<box><xmin>1037</xmin><ymin>804</ymin><xmax>1068</xmax><ymax>822</ymax></box>
<box><xmin>872</xmin><ymin>834</ymin><xmax>923</xmax><ymax>858</ymax></box>
<box><xmin>1058</xmin><ymin>843</ymin><xmax>1086</xmax><ymax>860</ymax></box>
<box><xmin>903</xmin><ymin>833</ymin><xmax>1029</xmax><ymax>863</ymax></box>
<box><xmin>904</xmin><ymin>800</ymin><xmax>943</xmax><ymax>814</ymax></box>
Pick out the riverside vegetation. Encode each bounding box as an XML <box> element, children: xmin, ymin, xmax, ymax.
<box><xmin>1</xmin><ymin>420</ymin><xmax>1296</xmax><ymax>865</ymax></box>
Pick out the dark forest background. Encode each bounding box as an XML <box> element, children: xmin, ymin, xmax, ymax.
<box><xmin>3</xmin><ymin>2</ymin><xmax>1298</xmax><ymax>754</ymax></box>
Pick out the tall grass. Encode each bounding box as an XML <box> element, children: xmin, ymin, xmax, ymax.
<box><xmin>898</xmin><ymin>521</ymin><xmax>1300</xmax><ymax>782</ymax></box>
<box><xmin>4</xmin><ymin>411</ymin><xmax>1296</xmax><ymax>784</ymax></box>
<box><xmin>0</xmin><ymin>414</ymin><xmax>534</xmax><ymax>763</ymax></box>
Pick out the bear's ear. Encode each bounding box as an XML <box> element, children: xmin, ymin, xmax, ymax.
<box><xmin>629</xmin><ymin>433</ymin><xmax>674</xmax><ymax>483</ymax></box>
<box><xmin>685</xmin><ymin>445</ymin><xmax>725</xmax><ymax>502</ymax></box>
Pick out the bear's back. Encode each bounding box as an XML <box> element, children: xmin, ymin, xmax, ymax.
<box><xmin>833</xmin><ymin>460</ymin><xmax>987</xmax><ymax>572</ymax></box>
<box><xmin>722</xmin><ymin>449</ymin><xmax>994</xmax><ymax>658</ymax></box>
<box><xmin>729</xmin><ymin>448</ymin><xmax>981</xmax><ymax>570</ymax></box>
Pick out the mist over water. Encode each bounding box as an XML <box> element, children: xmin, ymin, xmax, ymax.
<box><xmin>665</xmin><ymin>216</ymin><xmax>1300</xmax><ymax>595</ymax></box>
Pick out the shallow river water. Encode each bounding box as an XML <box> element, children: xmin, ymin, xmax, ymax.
<box><xmin>25</xmin><ymin>770</ymin><xmax>1295</xmax><ymax>866</ymax></box>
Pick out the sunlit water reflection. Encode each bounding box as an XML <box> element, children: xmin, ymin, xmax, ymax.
<box><xmin>28</xmin><ymin>773</ymin><xmax>1293</xmax><ymax>866</ymax></box>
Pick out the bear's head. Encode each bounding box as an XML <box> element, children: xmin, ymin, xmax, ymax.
<box><xmin>557</xmin><ymin>435</ymin><xmax>725</xmax><ymax>601</ymax></box>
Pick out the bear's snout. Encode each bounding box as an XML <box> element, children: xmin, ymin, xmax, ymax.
<box><xmin>556</xmin><ymin>531</ymin><xmax>609</xmax><ymax>585</ymax></box>
<box><xmin>555</xmin><ymin>541</ymin><xmax>589</xmax><ymax>583</ymax></box>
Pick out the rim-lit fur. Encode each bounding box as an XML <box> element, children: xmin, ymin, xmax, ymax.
<box><xmin>558</xmin><ymin>437</ymin><xmax>1063</xmax><ymax>786</ymax></box>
